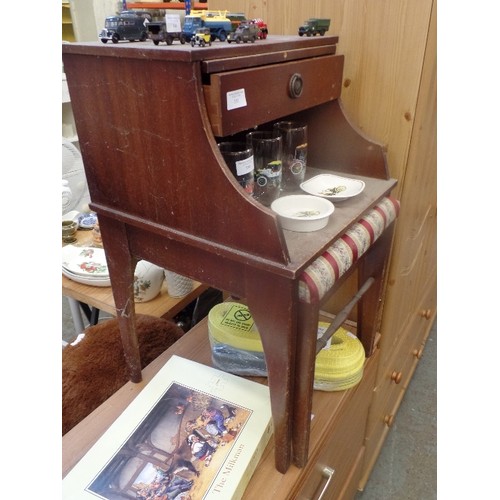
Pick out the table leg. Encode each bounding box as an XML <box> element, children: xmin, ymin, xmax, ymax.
<box><xmin>97</xmin><ymin>215</ymin><xmax>143</xmax><ymax>383</ymax></box>
<box><xmin>67</xmin><ymin>297</ymin><xmax>86</xmax><ymax>335</ymax></box>
<box><xmin>245</xmin><ymin>271</ymin><xmax>296</xmax><ymax>474</ymax></box>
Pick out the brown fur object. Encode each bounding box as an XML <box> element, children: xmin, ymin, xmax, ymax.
<box><xmin>62</xmin><ymin>314</ymin><xmax>184</xmax><ymax>435</ymax></box>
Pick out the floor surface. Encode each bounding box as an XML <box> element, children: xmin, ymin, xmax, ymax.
<box><xmin>62</xmin><ymin>299</ymin><xmax>437</xmax><ymax>498</ymax></box>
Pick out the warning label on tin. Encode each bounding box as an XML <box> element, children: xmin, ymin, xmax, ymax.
<box><xmin>220</xmin><ymin>305</ymin><xmax>255</xmax><ymax>332</ymax></box>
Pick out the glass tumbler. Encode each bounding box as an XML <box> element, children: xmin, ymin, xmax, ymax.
<box><xmin>273</xmin><ymin>121</ymin><xmax>308</xmax><ymax>191</ymax></box>
<box><xmin>218</xmin><ymin>142</ymin><xmax>255</xmax><ymax>196</ymax></box>
<box><xmin>245</xmin><ymin>130</ymin><xmax>283</xmax><ymax>206</ymax></box>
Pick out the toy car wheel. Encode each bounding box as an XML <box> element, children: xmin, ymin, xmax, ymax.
<box><xmin>219</xmin><ymin>31</ymin><xmax>227</xmax><ymax>42</ymax></box>
<box><xmin>140</xmin><ymin>32</ymin><xmax>147</xmax><ymax>41</ymax></box>
<box><xmin>166</xmin><ymin>36</ymin><xmax>173</xmax><ymax>45</ymax></box>
<box><xmin>200</xmin><ymin>39</ymin><xmax>206</xmax><ymax>47</ymax></box>
<box><xmin>101</xmin><ymin>39</ymin><xmax>108</xmax><ymax>44</ymax></box>
<box><xmin>251</xmin><ymin>36</ymin><xmax>256</xmax><ymax>43</ymax></box>
<box><xmin>190</xmin><ymin>39</ymin><xmax>195</xmax><ymax>47</ymax></box>
<box><xmin>236</xmin><ymin>36</ymin><xmax>242</xmax><ymax>44</ymax></box>
<box><xmin>112</xmin><ymin>33</ymin><xmax>119</xmax><ymax>43</ymax></box>
<box><xmin>180</xmin><ymin>35</ymin><xmax>186</xmax><ymax>44</ymax></box>
<box><xmin>153</xmin><ymin>40</ymin><xmax>160</xmax><ymax>45</ymax></box>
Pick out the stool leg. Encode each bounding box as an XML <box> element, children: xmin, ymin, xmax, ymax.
<box><xmin>357</xmin><ymin>224</ymin><xmax>395</xmax><ymax>356</ymax></box>
<box><xmin>292</xmin><ymin>300</ymin><xmax>320</xmax><ymax>467</ymax></box>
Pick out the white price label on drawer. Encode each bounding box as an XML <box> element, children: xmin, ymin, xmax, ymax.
<box><xmin>226</xmin><ymin>88</ymin><xmax>247</xmax><ymax>110</ymax></box>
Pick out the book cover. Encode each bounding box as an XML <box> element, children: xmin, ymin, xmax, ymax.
<box><xmin>63</xmin><ymin>355</ymin><xmax>273</xmax><ymax>499</ymax></box>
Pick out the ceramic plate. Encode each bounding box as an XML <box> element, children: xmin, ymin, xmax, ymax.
<box><xmin>62</xmin><ymin>245</ymin><xmax>109</xmax><ymax>277</ymax></box>
<box><xmin>78</xmin><ymin>212</ymin><xmax>98</xmax><ymax>229</ymax></box>
<box><xmin>300</xmin><ymin>174</ymin><xmax>365</xmax><ymax>201</ymax></box>
<box><xmin>62</xmin><ymin>267</ymin><xmax>111</xmax><ymax>287</ymax></box>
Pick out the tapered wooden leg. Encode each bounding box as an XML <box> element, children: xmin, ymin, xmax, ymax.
<box><xmin>97</xmin><ymin>215</ymin><xmax>142</xmax><ymax>383</ymax></box>
<box><xmin>292</xmin><ymin>300</ymin><xmax>320</xmax><ymax>467</ymax></box>
<box><xmin>245</xmin><ymin>270</ymin><xmax>296</xmax><ymax>474</ymax></box>
<box><xmin>357</xmin><ymin>223</ymin><xmax>395</xmax><ymax>356</ymax></box>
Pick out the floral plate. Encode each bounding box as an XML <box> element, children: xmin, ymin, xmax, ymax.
<box><xmin>62</xmin><ymin>266</ymin><xmax>111</xmax><ymax>287</ymax></box>
<box><xmin>78</xmin><ymin>212</ymin><xmax>98</xmax><ymax>229</ymax></box>
<box><xmin>62</xmin><ymin>245</ymin><xmax>109</xmax><ymax>278</ymax></box>
<box><xmin>300</xmin><ymin>174</ymin><xmax>365</xmax><ymax>201</ymax></box>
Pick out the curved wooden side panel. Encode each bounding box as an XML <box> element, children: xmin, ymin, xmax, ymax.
<box><xmin>293</xmin><ymin>99</ymin><xmax>390</xmax><ymax>179</ymax></box>
<box><xmin>62</xmin><ymin>50</ymin><xmax>290</xmax><ymax>264</ymax></box>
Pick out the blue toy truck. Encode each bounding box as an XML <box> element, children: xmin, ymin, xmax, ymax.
<box><xmin>182</xmin><ymin>10</ymin><xmax>232</xmax><ymax>42</ymax></box>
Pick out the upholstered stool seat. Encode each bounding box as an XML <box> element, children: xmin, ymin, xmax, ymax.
<box><xmin>299</xmin><ymin>196</ymin><xmax>400</xmax><ymax>304</ymax></box>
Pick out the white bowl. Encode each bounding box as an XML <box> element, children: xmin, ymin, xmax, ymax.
<box><xmin>271</xmin><ymin>194</ymin><xmax>335</xmax><ymax>232</ymax></box>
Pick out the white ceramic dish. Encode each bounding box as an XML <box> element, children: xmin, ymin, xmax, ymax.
<box><xmin>62</xmin><ymin>267</ymin><xmax>111</xmax><ymax>287</ymax></box>
<box><xmin>62</xmin><ymin>245</ymin><xmax>109</xmax><ymax>277</ymax></box>
<box><xmin>300</xmin><ymin>174</ymin><xmax>365</xmax><ymax>201</ymax></box>
<box><xmin>270</xmin><ymin>194</ymin><xmax>334</xmax><ymax>232</ymax></box>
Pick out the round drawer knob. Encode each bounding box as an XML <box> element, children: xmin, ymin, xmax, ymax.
<box><xmin>384</xmin><ymin>414</ymin><xmax>394</xmax><ymax>427</ymax></box>
<box><xmin>391</xmin><ymin>370</ymin><xmax>402</xmax><ymax>384</ymax></box>
<box><xmin>413</xmin><ymin>347</ymin><xmax>424</xmax><ymax>359</ymax></box>
<box><xmin>419</xmin><ymin>309</ymin><xmax>432</xmax><ymax>319</ymax></box>
<box><xmin>289</xmin><ymin>73</ymin><xmax>304</xmax><ymax>98</ymax></box>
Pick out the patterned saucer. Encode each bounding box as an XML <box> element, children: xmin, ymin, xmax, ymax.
<box><xmin>78</xmin><ymin>212</ymin><xmax>98</xmax><ymax>229</ymax></box>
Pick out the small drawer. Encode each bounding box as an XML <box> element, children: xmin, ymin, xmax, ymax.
<box><xmin>203</xmin><ymin>54</ymin><xmax>344</xmax><ymax>136</ymax></box>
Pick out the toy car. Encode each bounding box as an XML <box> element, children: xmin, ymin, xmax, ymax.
<box><xmin>99</xmin><ymin>11</ymin><xmax>151</xmax><ymax>43</ymax></box>
<box><xmin>227</xmin><ymin>22</ymin><xmax>259</xmax><ymax>43</ymax></box>
<box><xmin>190</xmin><ymin>27</ymin><xmax>212</xmax><ymax>47</ymax></box>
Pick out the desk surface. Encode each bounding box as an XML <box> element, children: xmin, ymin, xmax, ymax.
<box><xmin>62</xmin><ymin>230</ymin><xmax>208</xmax><ymax>319</ymax></box>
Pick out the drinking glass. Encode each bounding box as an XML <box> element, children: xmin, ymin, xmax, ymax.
<box><xmin>245</xmin><ymin>130</ymin><xmax>283</xmax><ymax>206</ymax></box>
<box><xmin>273</xmin><ymin>121</ymin><xmax>308</xmax><ymax>191</ymax></box>
<box><xmin>218</xmin><ymin>142</ymin><xmax>255</xmax><ymax>195</ymax></box>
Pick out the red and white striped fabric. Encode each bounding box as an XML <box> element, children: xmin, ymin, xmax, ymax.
<box><xmin>299</xmin><ymin>196</ymin><xmax>400</xmax><ymax>304</ymax></box>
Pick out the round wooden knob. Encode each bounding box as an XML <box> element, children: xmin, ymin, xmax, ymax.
<box><xmin>289</xmin><ymin>73</ymin><xmax>304</xmax><ymax>98</ymax></box>
<box><xmin>413</xmin><ymin>347</ymin><xmax>424</xmax><ymax>359</ymax></box>
<box><xmin>384</xmin><ymin>414</ymin><xmax>394</xmax><ymax>427</ymax></box>
<box><xmin>391</xmin><ymin>370</ymin><xmax>402</xmax><ymax>384</ymax></box>
<box><xmin>419</xmin><ymin>309</ymin><xmax>432</xmax><ymax>319</ymax></box>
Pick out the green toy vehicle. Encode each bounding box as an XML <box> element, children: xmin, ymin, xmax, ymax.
<box><xmin>227</xmin><ymin>22</ymin><xmax>260</xmax><ymax>43</ymax></box>
<box><xmin>298</xmin><ymin>18</ymin><xmax>330</xmax><ymax>37</ymax></box>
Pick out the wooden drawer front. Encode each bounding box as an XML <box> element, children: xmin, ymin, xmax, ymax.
<box><xmin>297</xmin><ymin>350</ymin><xmax>377</xmax><ymax>500</ymax></box>
<box><xmin>204</xmin><ymin>55</ymin><xmax>344</xmax><ymax>136</ymax></box>
<box><xmin>361</xmin><ymin>331</ymin><xmax>431</xmax><ymax>488</ymax></box>
<box><xmin>368</xmin><ymin>316</ymin><xmax>430</xmax><ymax>438</ymax></box>
<box><xmin>379</xmin><ymin>278</ymin><xmax>436</xmax><ymax>373</ymax></box>
<box><xmin>338</xmin><ymin>447</ymin><xmax>365</xmax><ymax>500</ymax></box>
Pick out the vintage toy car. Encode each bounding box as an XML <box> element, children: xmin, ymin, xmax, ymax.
<box><xmin>227</xmin><ymin>22</ymin><xmax>260</xmax><ymax>43</ymax></box>
<box><xmin>190</xmin><ymin>27</ymin><xmax>212</xmax><ymax>47</ymax></box>
<box><xmin>99</xmin><ymin>11</ymin><xmax>151</xmax><ymax>43</ymax></box>
<box><xmin>298</xmin><ymin>18</ymin><xmax>331</xmax><ymax>37</ymax></box>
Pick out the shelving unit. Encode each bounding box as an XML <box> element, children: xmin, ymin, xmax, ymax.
<box><xmin>62</xmin><ymin>0</ymin><xmax>76</xmax><ymax>42</ymax></box>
